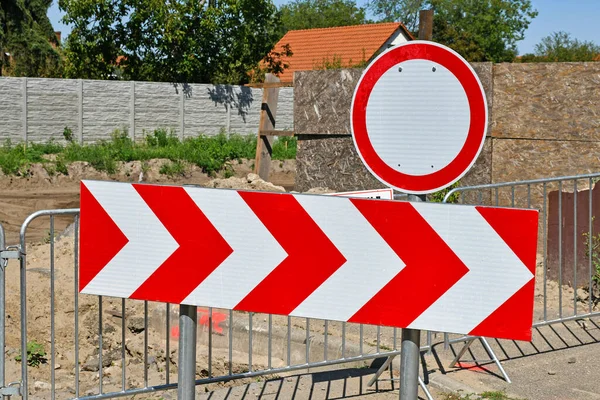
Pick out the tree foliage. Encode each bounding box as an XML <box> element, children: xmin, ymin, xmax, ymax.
<box><xmin>368</xmin><ymin>0</ymin><xmax>537</xmax><ymax>62</ymax></box>
<box><xmin>0</xmin><ymin>0</ymin><xmax>63</xmax><ymax>77</ymax></box>
<box><xmin>279</xmin><ymin>0</ymin><xmax>367</xmax><ymax>34</ymax></box>
<box><xmin>367</xmin><ymin>0</ymin><xmax>426</xmax><ymax>32</ymax></box>
<box><xmin>60</xmin><ymin>0</ymin><xmax>283</xmax><ymax>83</ymax></box>
<box><xmin>519</xmin><ymin>31</ymin><xmax>600</xmax><ymax>62</ymax></box>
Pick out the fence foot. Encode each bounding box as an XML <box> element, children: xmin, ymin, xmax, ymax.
<box><xmin>449</xmin><ymin>337</ymin><xmax>511</xmax><ymax>383</ymax></box>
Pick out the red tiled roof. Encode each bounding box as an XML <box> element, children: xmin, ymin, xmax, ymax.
<box><xmin>271</xmin><ymin>22</ymin><xmax>413</xmax><ymax>83</ymax></box>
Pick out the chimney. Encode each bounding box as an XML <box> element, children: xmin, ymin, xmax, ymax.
<box><xmin>55</xmin><ymin>31</ymin><xmax>62</xmax><ymax>43</ymax></box>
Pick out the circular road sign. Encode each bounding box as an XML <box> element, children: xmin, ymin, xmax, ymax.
<box><xmin>351</xmin><ymin>41</ymin><xmax>488</xmax><ymax>194</ymax></box>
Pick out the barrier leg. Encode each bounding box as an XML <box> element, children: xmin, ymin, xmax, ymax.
<box><xmin>448</xmin><ymin>337</ymin><xmax>476</xmax><ymax>368</ymax></box>
<box><xmin>367</xmin><ymin>355</ymin><xmax>396</xmax><ymax>387</ymax></box>
<box><xmin>178</xmin><ymin>305</ymin><xmax>197</xmax><ymax>400</ymax></box>
<box><xmin>449</xmin><ymin>337</ymin><xmax>511</xmax><ymax>383</ymax></box>
<box><xmin>479</xmin><ymin>337</ymin><xmax>511</xmax><ymax>383</ymax></box>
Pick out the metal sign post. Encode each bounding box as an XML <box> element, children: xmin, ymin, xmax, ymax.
<box><xmin>400</xmin><ymin>193</ymin><xmax>425</xmax><ymax>400</ymax></box>
<box><xmin>178</xmin><ymin>304</ymin><xmax>198</xmax><ymax>400</ymax></box>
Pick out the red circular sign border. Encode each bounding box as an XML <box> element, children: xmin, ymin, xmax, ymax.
<box><xmin>351</xmin><ymin>41</ymin><xmax>488</xmax><ymax>194</ymax></box>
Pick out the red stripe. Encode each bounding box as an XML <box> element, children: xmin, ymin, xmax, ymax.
<box><xmin>79</xmin><ymin>182</ymin><xmax>128</xmax><ymax>292</ymax></box>
<box><xmin>234</xmin><ymin>192</ymin><xmax>347</xmax><ymax>314</ymax></box>
<box><xmin>469</xmin><ymin>279</ymin><xmax>535</xmax><ymax>341</ymax></box>
<box><xmin>475</xmin><ymin>206</ymin><xmax>539</xmax><ymax>274</ymax></box>
<box><xmin>470</xmin><ymin>206</ymin><xmax>539</xmax><ymax>341</ymax></box>
<box><xmin>348</xmin><ymin>199</ymin><xmax>469</xmax><ymax>327</ymax></box>
<box><xmin>130</xmin><ymin>184</ymin><xmax>233</xmax><ymax>304</ymax></box>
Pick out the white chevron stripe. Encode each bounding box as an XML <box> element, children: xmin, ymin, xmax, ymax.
<box><xmin>407</xmin><ymin>203</ymin><xmax>533</xmax><ymax>334</ymax></box>
<box><xmin>291</xmin><ymin>195</ymin><xmax>405</xmax><ymax>321</ymax></box>
<box><xmin>80</xmin><ymin>181</ymin><xmax>178</xmax><ymax>298</ymax></box>
<box><xmin>182</xmin><ymin>188</ymin><xmax>287</xmax><ymax>309</ymax></box>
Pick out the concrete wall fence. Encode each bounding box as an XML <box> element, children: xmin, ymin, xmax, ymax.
<box><xmin>0</xmin><ymin>77</ymin><xmax>294</xmax><ymax>144</ymax></box>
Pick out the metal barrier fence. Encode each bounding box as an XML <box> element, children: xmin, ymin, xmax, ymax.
<box><xmin>445</xmin><ymin>172</ymin><xmax>600</xmax><ymax>329</ymax></box>
<box><xmin>3</xmin><ymin>173</ymin><xmax>600</xmax><ymax>398</ymax></box>
<box><xmin>7</xmin><ymin>209</ymin><xmax>435</xmax><ymax>399</ymax></box>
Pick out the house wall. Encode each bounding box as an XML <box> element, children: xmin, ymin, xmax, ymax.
<box><xmin>0</xmin><ymin>77</ymin><xmax>294</xmax><ymax>144</ymax></box>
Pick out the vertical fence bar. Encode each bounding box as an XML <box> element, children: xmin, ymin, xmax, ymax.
<box><xmin>229</xmin><ymin>310</ymin><xmax>233</xmax><ymax>375</ymax></box>
<box><xmin>324</xmin><ymin>321</ymin><xmax>328</xmax><ymax>360</ymax></box>
<box><xmin>165</xmin><ymin>303</ymin><xmax>170</xmax><ymax>384</ymax></box>
<box><xmin>0</xmin><ymin>223</ymin><xmax>5</xmax><ymax>391</ymax></box>
<box><xmin>543</xmin><ymin>183</ymin><xmax>548</xmax><ymax>321</ymax></box>
<box><xmin>511</xmin><ymin>186</ymin><xmax>515</xmax><ymax>207</ymax></box>
<box><xmin>559</xmin><ymin>181</ymin><xmax>563</xmax><ymax>318</ymax></box>
<box><xmin>574</xmin><ymin>180</ymin><xmax>578</xmax><ymax>315</ymax></box>
<box><xmin>527</xmin><ymin>184</ymin><xmax>531</xmax><ymax>208</ymax></box>
<box><xmin>208</xmin><ymin>308</ymin><xmax>213</xmax><ymax>378</ymax></box>
<box><xmin>287</xmin><ymin>316</ymin><xmax>291</xmax><ymax>366</ymax></box>
<box><xmin>50</xmin><ymin>216</ymin><xmax>56</xmax><ymax>400</ymax></box>
<box><xmin>376</xmin><ymin>326</ymin><xmax>381</xmax><ymax>353</ymax></box>
<box><xmin>74</xmin><ymin>215</ymin><xmax>80</xmax><ymax>398</ymax></box>
<box><xmin>589</xmin><ymin>178</ymin><xmax>594</xmax><ymax>314</ymax></box>
<box><xmin>268</xmin><ymin>314</ymin><xmax>273</xmax><ymax>369</ymax></box>
<box><xmin>342</xmin><ymin>322</ymin><xmax>346</xmax><ymax>358</ymax></box>
<box><xmin>20</xmin><ymin>226</ymin><xmax>28</xmax><ymax>399</ymax></box>
<box><xmin>305</xmin><ymin>319</ymin><xmax>310</xmax><ymax>364</ymax></box>
<box><xmin>359</xmin><ymin>324</ymin><xmax>363</xmax><ymax>355</ymax></box>
<box><xmin>144</xmin><ymin>301</ymin><xmax>148</xmax><ymax>387</ymax></box>
<box><xmin>122</xmin><ymin>299</ymin><xmax>126</xmax><ymax>391</ymax></box>
<box><xmin>248</xmin><ymin>313</ymin><xmax>253</xmax><ymax>372</ymax></box>
<box><xmin>98</xmin><ymin>296</ymin><xmax>103</xmax><ymax>394</ymax></box>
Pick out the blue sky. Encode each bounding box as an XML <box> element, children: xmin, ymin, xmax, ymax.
<box><xmin>48</xmin><ymin>0</ymin><xmax>600</xmax><ymax>55</ymax></box>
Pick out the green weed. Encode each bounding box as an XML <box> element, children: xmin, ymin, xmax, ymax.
<box><xmin>159</xmin><ymin>160</ymin><xmax>186</xmax><ymax>177</ymax></box>
<box><xmin>0</xmin><ymin>130</ymin><xmax>296</xmax><ymax>177</ymax></box>
<box><xmin>15</xmin><ymin>341</ymin><xmax>47</xmax><ymax>367</ymax></box>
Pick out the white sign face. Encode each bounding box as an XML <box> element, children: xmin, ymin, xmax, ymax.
<box><xmin>351</xmin><ymin>41</ymin><xmax>488</xmax><ymax>194</ymax></box>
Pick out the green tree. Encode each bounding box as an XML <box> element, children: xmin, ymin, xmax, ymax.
<box><xmin>367</xmin><ymin>0</ymin><xmax>537</xmax><ymax>62</ymax></box>
<box><xmin>60</xmin><ymin>0</ymin><xmax>282</xmax><ymax>84</ymax></box>
<box><xmin>367</xmin><ymin>0</ymin><xmax>426</xmax><ymax>32</ymax></box>
<box><xmin>519</xmin><ymin>31</ymin><xmax>600</xmax><ymax>62</ymax></box>
<box><xmin>279</xmin><ymin>0</ymin><xmax>367</xmax><ymax>34</ymax></box>
<box><xmin>0</xmin><ymin>0</ymin><xmax>63</xmax><ymax>77</ymax></box>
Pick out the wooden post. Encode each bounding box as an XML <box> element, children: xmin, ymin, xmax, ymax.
<box><xmin>418</xmin><ymin>9</ymin><xmax>434</xmax><ymax>41</ymax></box>
<box><xmin>254</xmin><ymin>73</ymin><xmax>280</xmax><ymax>181</ymax></box>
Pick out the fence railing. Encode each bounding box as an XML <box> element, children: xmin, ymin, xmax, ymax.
<box><xmin>445</xmin><ymin>172</ymin><xmax>600</xmax><ymax>328</ymax></box>
<box><xmin>4</xmin><ymin>172</ymin><xmax>600</xmax><ymax>398</ymax></box>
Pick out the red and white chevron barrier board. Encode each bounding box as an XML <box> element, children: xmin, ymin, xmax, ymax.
<box><xmin>79</xmin><ymin>180</ymin><xmax>539</xmax><ymax>341</ymax></box>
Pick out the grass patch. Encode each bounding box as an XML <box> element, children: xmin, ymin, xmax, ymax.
<box><xmin>0</xmin><ymin>129</ymin><xmax>297</xmax><ymax>176</ymax></box>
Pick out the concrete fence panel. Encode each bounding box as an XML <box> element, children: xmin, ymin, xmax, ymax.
<box><xmin>0</xmin><ymin>77</ymin><xmax>295</xmax><ymax>144</ymax></box>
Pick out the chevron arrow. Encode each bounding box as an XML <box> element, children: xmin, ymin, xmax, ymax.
<box><xmin>79</xmin><ymin>180</ymin><xmax>539</xmax><ymax>341</ymax></box>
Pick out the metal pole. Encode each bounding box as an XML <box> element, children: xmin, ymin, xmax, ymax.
<box><xmin>400</xmin><ymin>193</ymin><xmax>425</xmax><ymax>400</ymax></box>
<box><xmin>177</xmin><ymin>305</ymin><xmax>197</xmax><ymax>400</ymax></box>
<box><xmin>0</xmin><ymin>224</ymin><xmax>5</xmax><ymax>391</ymax></box>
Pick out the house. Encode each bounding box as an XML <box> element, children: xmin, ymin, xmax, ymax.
<box><xmin>271</xmin><ymin>22</ymin><xmax>414</xmax><ymax>83</ymax></box>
